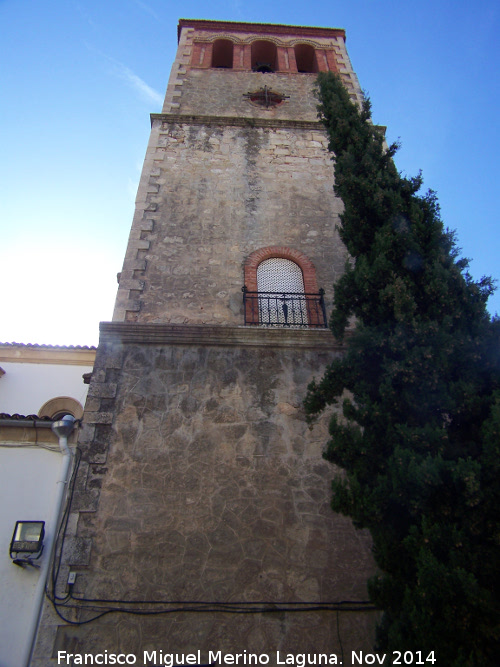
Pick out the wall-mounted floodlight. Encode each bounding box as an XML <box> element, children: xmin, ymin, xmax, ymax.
<box><xmin>10</xmin><ymin>521</ymin><xmax>45</xmax><ymax>567</ymax></box>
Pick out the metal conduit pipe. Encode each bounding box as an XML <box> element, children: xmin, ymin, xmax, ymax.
<box><xmin>25</xmin><ymin>415</ymin><xmax>76</xmax><ymax>667</ymax></box>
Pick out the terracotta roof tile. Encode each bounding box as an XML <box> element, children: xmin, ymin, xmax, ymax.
<box><xmin>0</xmin><ymin>342</ymin><xmax>96</xmax><ymax>350</ymax></box>
<box><xmin>0</xmin><ymin>413</ymin><xmax>53</xmax><ymax>422</ymax></box>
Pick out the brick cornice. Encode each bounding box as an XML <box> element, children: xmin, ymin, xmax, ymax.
<box><xmin>100</xmin><ymin>322</ymin><xmax>341</xmax><ymax>351</ymax></box>
<box><xmin>151</xmin><ymin>113</ymin><xmax>322</xmax><ymax>131</ymax></box>
<box><xmin>178</xmin><ymin>19</ymin><xmax>346</xmax><ymax>42</ymax></box>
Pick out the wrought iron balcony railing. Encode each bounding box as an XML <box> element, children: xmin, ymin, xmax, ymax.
<box><xmin>242</xmin><ymin>287</ymin><xmax>327</xmax><ymax>328</ymax></box>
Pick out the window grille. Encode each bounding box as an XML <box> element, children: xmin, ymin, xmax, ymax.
<box><xmin>257</xmin><ymin>258</ymin><xmax>304</xmax><ymax>293</ymax></box>
<box><xmin>256</xmin><ymin>258</ymin><xmax>308</xmax><ymax>326</ymax></box>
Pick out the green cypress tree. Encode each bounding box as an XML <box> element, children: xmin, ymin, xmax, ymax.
<box><xmin>306</xmin><ymin>72</ymin><xmax>500</xmax><ymax>664</ymax></box>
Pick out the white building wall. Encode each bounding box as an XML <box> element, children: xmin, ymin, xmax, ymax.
<box><xmin>0</xmin><ymin>446</ymin><xmax>66</xmax><ymax>667</ymax></box>
<box><xmin>0</xmin><ymin>345</ymin><xmax>95</xmax><ymax>666</ymax></box>
<box><xmin>0</xmin><ymin>362</ymin><xmax>92</xmax><ymax>416</ymax></box>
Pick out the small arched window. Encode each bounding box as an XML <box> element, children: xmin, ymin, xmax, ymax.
<box><xmin>38</xmin><ymin>396</ymin><xmax>84</xmax><ymax>420</ymax></box>
<box><xmin>294</xmin><ymin>44</ymin><xmax>318</xmax><ymax>73</ymax></box>
<box><xmin>212</xmin><ymin>39</ymin><xmax>233</xmax><ymax>68</ymax></box>
<box><xmin>256</xmin><ymin>258</ymin><xmax>308</xmax><ymax>326</ymax></box>
<box><xmin>257</xmin><ymin>258</ymin><xmax>305</xmax><ymax>293</ymax></box>
<box><xmin>251</xmin><ymin>40</ymin><xmax>277</xmax><ymax>72</ymax></box>
<box><xmin>243</xmin><ymin>246</ymin><xmax>326</xmax><ymax>328</ymax></box>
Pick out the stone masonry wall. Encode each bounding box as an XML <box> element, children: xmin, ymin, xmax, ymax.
<box><xmin>31</xmin><ymin>325</ymin><xmax>377</xmax><ymax>666</ymax></box>
<box><xmin>162</xmin><ymin>23</ymin><xmax>363</xmax><ymax>115</ymax></box>
<box><xmin>114</xmin><ymin>22</ymin><xmax>358</xmax><ymax>327</ymax></box>
<box><xmin>113</xmin><ymin>118</ymin><xmax>348</xmax><ymax>325</ymax></box>
<box><xmin>176</xmin><ymin>71</ymin><xmax>321</xmax><ymax>122</ymax></box>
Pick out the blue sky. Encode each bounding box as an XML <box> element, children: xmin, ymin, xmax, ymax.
<box><xmin>1</xmin><ymin>0</ymin><xmax>499</xmax><ymax>345</ymax></box>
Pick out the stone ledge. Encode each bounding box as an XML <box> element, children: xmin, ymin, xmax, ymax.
<box><xmin>84</xmin><ymin>411</ymin><xmax>114</xmax><ymax>425</ymax></box>
<box><xmin>100</xmin><ymin>321</ymin><xmax>344</xmax><ymax>350</ymax></box>
<box><xmin>87</xmin><ymin>383</ymin><xmax>117</xmax><ymax>399</ymax></box>
<box><xmin>151</xmin><ymin>113</ymin><xmax>323</xmax><ymax>131</ymax></box>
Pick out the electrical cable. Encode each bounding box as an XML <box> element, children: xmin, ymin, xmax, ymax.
<box><xmin>46</xmin><ymin>445</ymin><xmax>82</xmax><ymax>604</ymax></box>
<box><xmin>53</xmin><ymin>599</ymin><xmax>377</xmax><ymax>626</ymax></box>
<box><xmin>336</xmin><ymin>609</ymin><xmax>344</xmax><ymax>664</ymax></box>
<box><xmin>47</xmin><ymin>445</ymin><xmax>378</xmax><ymax>628</ymax></box>
<box><xmin>52</xmin><ymin>445</ymin><xmax>81</xmax><ymax>600</ymax></box>
<box><xmin>66</xmin><ymin>597</ymin><xmax>376</xmax><ymax>608</ymax></box>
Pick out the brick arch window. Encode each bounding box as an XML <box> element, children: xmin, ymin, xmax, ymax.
<box><xmin>212</xmin><ymin>39</ymin><xmax>233</xmax><ymax>68</ymax></box>
<box><xmin>257</xmin><ymin>258</ymin><xmax>307</xmax><ymax>325</ymax></box>
<box><xmin>251</xmin><ymin>40</ymin><xmax>277</xmax><ymax>72</ymax></box>
<box><xmin>38</xmin><ymin>396</ymin><xmax>84</xmax><ymax>420</ymax></box>
<box><xmin>257</xmin><ymin>257</ymin><xmax>305</xmax><ymax>293</ymax></box>
<box><xmin>243</xmin><ymin>246</ymin><xmax>326</xmax><ymax>327</ymax></box>
<box><xmin>294</xmin><ymin>43</ymin><xmax>318</xmax><ymax>73</ymax></box>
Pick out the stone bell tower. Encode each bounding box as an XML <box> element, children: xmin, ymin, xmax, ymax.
<box><xmin>32</xmin><ymin>20</ymin><xmax>376</xmax><ymax>667</ymax></box>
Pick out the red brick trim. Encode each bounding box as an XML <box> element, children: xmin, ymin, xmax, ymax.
<box><xmin>277</xmin><ymin>46</ymin><xmax>290</xmax><ymax>72</ymax></box>
<box><xmin>325</xmin><ymin>50</ymin><xmax>340</xmax><ymax>73</ymax></box>
<box><xmin>287</xmin><ymin>47</ymin><xmax>298</xmax><ymax>72</ymax></box>
<box><xmin>316</xmin><ymin>49</ymin><xmax>329</xmax><ymax>73</ymax></box>
<box><xmin>244</xmin><ymin>246</ymin><xmax>319</xmax><ymax>292</ymax></box>
<box><xmin>178</xmin><ymin>20</ymin><xmax>346</xmax><ymax>43</ymax></box>
<box><xmin>234</xmin><ymin>43</ymin><xmax>251</xmax><ymax>70</ymax></box>
<box><xmin>244</xmin><ymin>247</ymin><xmax>320</xmax><ymax>325</ymax></box>
<box><xmin>191</xmin><ymin>41</ymin><xmax>213</xmax><ymax>68</ymax></box>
